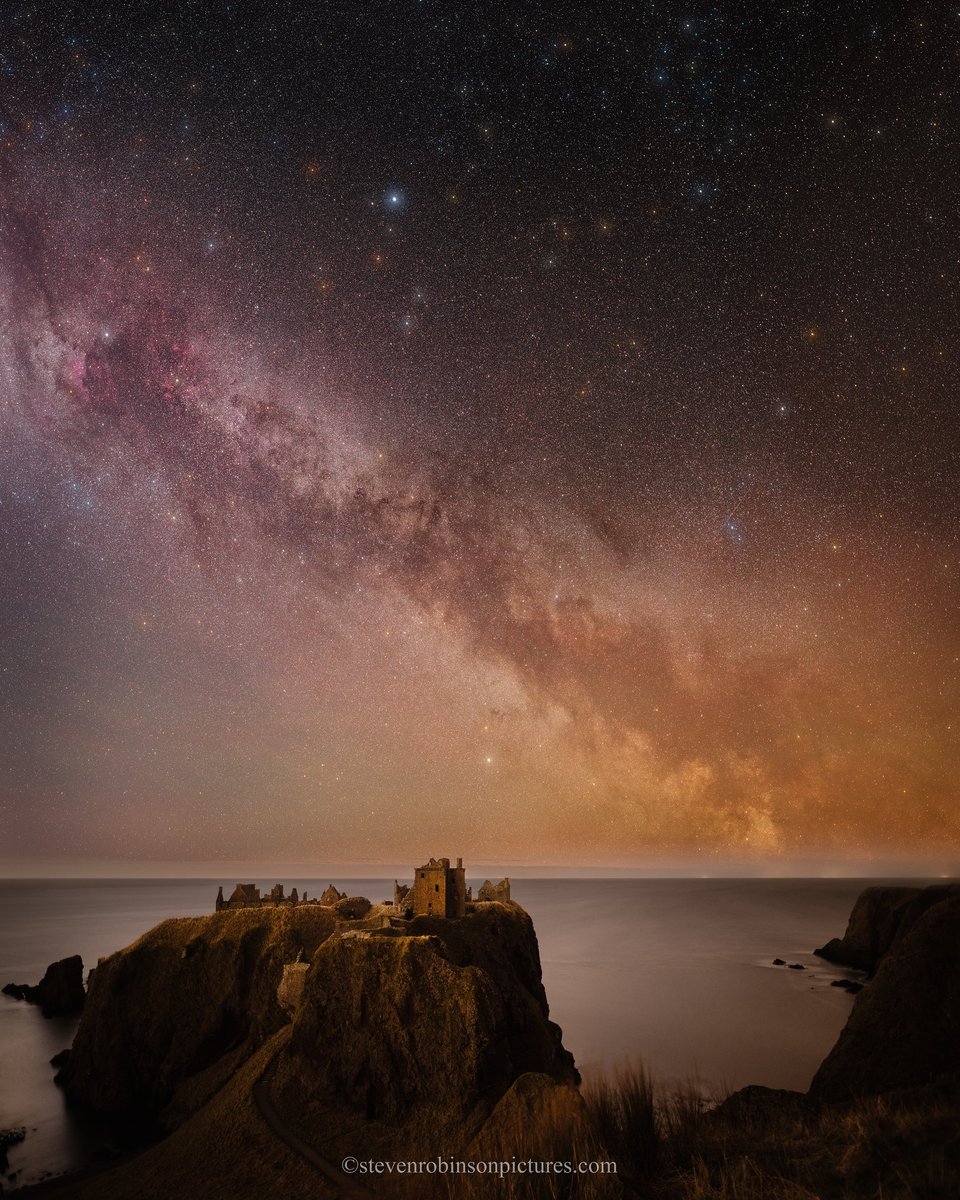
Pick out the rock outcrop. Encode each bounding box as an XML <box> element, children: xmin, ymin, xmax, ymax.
<box><xmin>810</xmin><ymin>888</ymin><xmax>960</xmax><ymax>1100</ymax></box>
<box><xmin>267</xmin><ymin>901</ymin><xmax>577</xmax><ymax>1157</ymax></box>
<box><xmin>467</xmin><ymin>1071</ymin><xmax>590</xmax><ymax>1164</ymax></box>
<box><xmin>2</xmin><ymin>955</ymin><xmax>86</xmax><ymax>1016</ymax></box>
<box><xmin>813</xmin><ymin>884</ymin><xmax>960</xmax><ymax>975</ymax></box>
<box><xmin>333</xmin><ymin>894</ymin><xmax>372</xmax><ymax>920</ymax></box>
<box><xmin>55</xmin><ymin>894</ymin><xmax>575</xmax><ymax>1173</ymax></box>
<box><xmin>59</xmin><ymin>906</ymin><xmax>336</xmax><ymax>1118</ymax></box>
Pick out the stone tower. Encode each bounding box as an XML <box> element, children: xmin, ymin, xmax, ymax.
<box><xmin>411</xmin><ymin>856</ymin><xmax>466</xmax><ymax>918</ymax></box>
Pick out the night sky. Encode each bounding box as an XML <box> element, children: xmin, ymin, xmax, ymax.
<box><xmin>1</xmin><ymin>2</ymin><xmax>958</xmax><ymax>869</ymax></box>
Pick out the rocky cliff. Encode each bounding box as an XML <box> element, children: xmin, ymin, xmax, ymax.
<box><xmin>813</xmin><ymin>883</ymin><xmax>960</xmax><ymax>974</ymax></box>
<box><xmin>57</xmin><ymin>897</ymin><xmax>575</xmax><ymax>1167</ymax></box>
<box><xmin>59</xmin><ymin>906</ymin><xmax>336</xmax><ymax>1119</ymax></box>
<box><xmin>810</xmin><ymin>887</ymin><xmax>960</xmax><ymax>1100</ymax></box>
<box><xmin>271</xmin><ymin>901</ymin><xmax>576</xmax><ymax>1156</ymax></box>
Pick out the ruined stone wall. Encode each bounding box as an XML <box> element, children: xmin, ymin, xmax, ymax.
<box><xmin>447</xmin><ymin>864</ymin><xmax>467</xmax><ymax>917</ymax></box>
<box><xmin>277</xmin><ymin>961</ymin><xmax>310</xmax><ymax>1013</ymax></box>
<box><xmin>477</xmin><ymin>878</ymin><xmax>511</xmax><ymax>903</ymax></box>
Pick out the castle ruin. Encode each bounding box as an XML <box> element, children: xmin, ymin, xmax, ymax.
<box><xmin>215</xmin><ymin>858</ymin><xmax>510</xmax><ymax>917</ymax></box>
<box><xmin>477</xmin><ymin>877</ymin><xmax>511</xmax><ymax>903</ymax></box>
<box><xmin>411</xmin><ymin>856</ymin><xmax>467</xmax><ymax>918</ymax></box>
<box><xmin>392</xmin><ymin>858</ymin><xmax>510</xmax><ymax>918</ymax></box>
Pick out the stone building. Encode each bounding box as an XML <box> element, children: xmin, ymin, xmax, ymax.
<box><xmin>216</xmin><ymin>883</ymin><xmax>306</xmax><ymax>911</ymax></box>
<box><xmin>477</xmin><ymin>878</ymin><xmax>511</xmax><ymax>903</ymax></box>
<box><xmin>216</xmin><ymin>883</ymin><xmax>262</xmax><ymax>910</ymax></box>
<box><xmin>410</xmin><ymin>856</ymin><xmax>467</xmax><ymax>918</ymax></box>
<box><xmin>320</xmin><ymin>884</ymin><xmax>346</xmax><ymax>906</ymax></box>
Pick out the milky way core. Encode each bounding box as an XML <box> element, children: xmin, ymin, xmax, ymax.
<box><xmin>1</xmin><ymin>3</ymin><xmax>958</xmax><ymax>869</ymax></box>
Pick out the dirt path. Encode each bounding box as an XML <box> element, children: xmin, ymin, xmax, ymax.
<box><xmin>252</xmin><ymin>1046</ymin><xmax>373</xmax><ymax>1200</ymax></box>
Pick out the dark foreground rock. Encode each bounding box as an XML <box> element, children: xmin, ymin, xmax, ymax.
<box><xmin>811</xmin><ymin>888</ymin><xmax>960</xmax><ymax>1100</ymax></box>
<box><xmin>711</xmin><ymin>1084</ymin><xmax>807</xmax><ymax>1125</ymax></box>
<box><xmin>814</xmin><ymin>884</ymin><xmax>960</xmax><ymax>975</ymax></box>
<box><xmin>2</xmin><ymin>956</ymin><xmax>85</xmax><ymax>1016</ymax></box>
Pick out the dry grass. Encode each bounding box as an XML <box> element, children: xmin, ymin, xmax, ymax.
<box><xmin>581</xmin><ymin>1065</ymin><xmax>660</xmax><ymax>1185</ymax></box>
<box><xmin>655</xmin><ymin>1079</ymin><xmax>960</xmax><ymax>1200</ymax></box>
<box><xmin>383</xmin><ymin>1066</ymin><xmax>960</xmax><ymax>1200</ymax></box>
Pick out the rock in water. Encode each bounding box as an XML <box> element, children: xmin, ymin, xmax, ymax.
<box><xmin>2</xmin><ymin>957</ymin><xmax>85</xmax><ymax>1016</ymax></box>
<box><xmin>829</xmin><ymin>979</ymin><xmax>863</xmax><ymax>994</ymax></box>
<box><xmin>811</xmin><ymin>889</ymin><xmax>960</xmax><ymax>1100</ymax></box>
<box><xmin>34</xmin><ymin>955</ymin><xmax>86</xmax><ymax>1016</ymax></box>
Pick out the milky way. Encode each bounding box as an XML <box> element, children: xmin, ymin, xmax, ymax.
<box><xmin>1</xmin><ymin>2</ymin><xmax>958</xmax><ymax>868</ymax></box>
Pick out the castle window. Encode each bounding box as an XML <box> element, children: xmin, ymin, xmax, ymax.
<box><xmin>435</xmin><ymin>884</ymin><xmax>440</xmax><ymax>892</ymax></box>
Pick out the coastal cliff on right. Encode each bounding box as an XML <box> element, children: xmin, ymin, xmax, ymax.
<box><xmin>671</xmin><ymin>882</ymin><xmax>960</xmax><ymax>1199</ymax></box>
<box><xmin>810</xmin><ymin>883</ymin><xmax>960</xmax><ymax>1100</ymax></box>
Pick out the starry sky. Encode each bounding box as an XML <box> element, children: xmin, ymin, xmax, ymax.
<box><xmin>1</xmin><ymin>1</ymin><xmax>958</xmax><ymax>871</ymax></box>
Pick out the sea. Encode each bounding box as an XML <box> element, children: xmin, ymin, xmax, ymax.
<box><xmin>0</xmin><ymin>876</ymin><xmax>912</xmax><ymax>1188</ymax></box>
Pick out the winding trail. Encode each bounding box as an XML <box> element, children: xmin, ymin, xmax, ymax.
<box><xmin>252</xmin><ymin>1043</ymin><xmax>374</xmax><ymax>1200</ymax></box>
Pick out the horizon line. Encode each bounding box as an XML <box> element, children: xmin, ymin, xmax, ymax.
<box><xmin>1</xmin><ymin>856</ymin><xmax>958</xmax><ymax>882</ymax></box>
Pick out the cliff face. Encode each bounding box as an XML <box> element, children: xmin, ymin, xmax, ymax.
<box><xmin>58</xmin><ymin>895</ymin><xmax>576</xmax><ymax>1169</ymax></box>
<box><xmin>282</xmin><ymin>901</ymin><xmax>575</xmax><ymax>1146</ymax></box>
<box><xmin>407</xmin><ymin>901</ymin><xmax>572</xmax><ymax>1081</ymax></box>
<box><xmin>60</xmin><ymin>906</ymin><xmax>336</xmax><ymax>1117</ymax></box>
<box><xmin>811</xmin><ymin>888</ymin><xmax>960</xmax><ymax>1100</ymax></box>
<box><xmin>814</xmin><ymin>884</ymin><xmax>960</xmax><ymax>974</ymax></box>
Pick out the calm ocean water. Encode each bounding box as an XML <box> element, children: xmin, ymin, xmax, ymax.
<box><xmin>0</xmin><ymin>876</ymin><xmax>908</xmax><ymax>1187</ymax></box>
